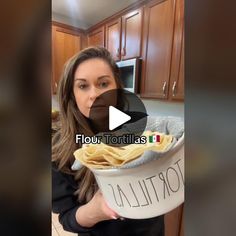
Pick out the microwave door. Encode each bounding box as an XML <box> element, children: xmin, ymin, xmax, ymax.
<box><xmin>117</xmin><ymin>58</ymin><xmax>137</xmax><ymax>93</ymax></box>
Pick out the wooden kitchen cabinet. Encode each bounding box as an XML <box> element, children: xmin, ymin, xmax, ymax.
<box><xmin>52</xmin><ymin>23</ymin><xmax>82</xmax><ymax>94</ymax></box>
<box><xmin>87</xmin><ymin>26</ymin><xmax>105</xmax><ymax>47</ymax></box>
<box><xmin>140</xmin><ymin>0</ymin><xmax>176</xmax><ymax>99</ymax></box>
<box><xmin>106</xmin><ymin>18</ymin><xmax>121</xmax><ymax>61</ymax></box>
<box><xmin>105</xmin><ymin>7</ymin><xmax>143</xmax><ymax>61</ymax></box>
<box><xmin>169</xmin><ymin>0</ymin><xmax>184</xmax><ymax>100</ymax></box>
<box><xmin>165</xmin><ymin>204</ymin><xmax>184</xmax><ymax>236</ymax></box>
<box><xmin>121</xmin><ymin>8</ymin><xmax>143</xmax><ymax>60</ymax></box>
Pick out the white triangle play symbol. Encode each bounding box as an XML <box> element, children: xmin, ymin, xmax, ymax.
<box><xmin>109</xmin><ymin>106</ymin><xmax>131</xmax><ymax>131</ymax></box>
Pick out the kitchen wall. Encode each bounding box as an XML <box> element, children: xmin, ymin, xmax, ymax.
<box><xmin>52</xmin><ymin>95</ymin><xmax>184</xmax><ymax>119</ymax></box>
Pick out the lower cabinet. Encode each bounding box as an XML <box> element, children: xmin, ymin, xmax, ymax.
<box><xmin>165</xmin><ymin>204</ymin><xmax>184</xmax><ymax>236</ymax></box>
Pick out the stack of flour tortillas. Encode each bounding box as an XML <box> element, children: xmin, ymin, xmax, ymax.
<box><xmin>73</xmin><ymin>131</ymin><xmax>174</xmax><ymax>169</ymax></box>
<box><xmin>72</xmin><ymin>116</ymin><xmax>184</xmax><ymax>171</ymax></box>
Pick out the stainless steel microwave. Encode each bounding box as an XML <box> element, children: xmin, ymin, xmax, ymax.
<box><xmin>116</xmin><ymin>58</ymin><xmax>141</xmax><ymax>93</ymax></box>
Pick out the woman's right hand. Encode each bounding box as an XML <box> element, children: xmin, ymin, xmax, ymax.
<box><xmin>75</xmin><ymin>190</ymin><xmax>119</xmax><ymax>227</ymax></box>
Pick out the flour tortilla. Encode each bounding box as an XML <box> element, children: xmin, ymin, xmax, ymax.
<box><xmin>73</xmin><ymin>131</ymin><xmax>173</xmax><ymax>169</ymax></box>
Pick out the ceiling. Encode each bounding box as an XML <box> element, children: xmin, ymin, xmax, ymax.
<box><xmin>52</xmin><ymin>0</ymin><xmax>141</xmax><ymax>30</ymax></box>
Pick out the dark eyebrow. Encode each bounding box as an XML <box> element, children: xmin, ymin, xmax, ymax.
<box><xmin>74</xmin><ymin>75</ymin><xmax>111</xmax><ymax>81</ymax></box>
<box><xmin>97</xmin><ymin>75</ymin><xmax>111</xmax><ymax>80</ymax></box>
<box><xmin>74</xmin><ymin>78</ymin><xmax>86</xmax><ymax>81</ymax></box>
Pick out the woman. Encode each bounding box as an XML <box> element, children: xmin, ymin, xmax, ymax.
<box><xmin>52</xmin><ymin>47</ymin><xmax>164</xmax><ymax>236</ymax></box>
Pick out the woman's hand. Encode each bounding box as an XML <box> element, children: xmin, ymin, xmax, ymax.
<box><xmin>75</xmin><ymin>190</ymin><xmax>119</xmax><ymax>227</ymax></box>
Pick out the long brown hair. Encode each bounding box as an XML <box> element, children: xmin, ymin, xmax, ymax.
<box><xmin>52</xmin><ymin>46</ymin><xmax>123</xmax><ymax>203</ymax></box>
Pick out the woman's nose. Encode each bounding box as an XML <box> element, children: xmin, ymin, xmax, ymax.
<box><xmin>89</xmin><ymin>87</ymin><xmax>100</xmax><ymax>101</ymax></box>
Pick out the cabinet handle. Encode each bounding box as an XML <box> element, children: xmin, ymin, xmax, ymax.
<box><xmin>172</xmin><ymin>81</ymin><xmax>177</xmax><ymax>97</ymax></box>
<box><xmin>116</xmin><ymin>48</ymin><xmax>120</xmax><ymax>57</ymax></box>
<box><xmin>162</xmin><ymin>81</ymin><xmax>167</xmax><ymax>96</ymax></box>
<box><xmin>122</xmin><ymin>47</ymin><xmax>126</xmax><ymax>56</ymax></box>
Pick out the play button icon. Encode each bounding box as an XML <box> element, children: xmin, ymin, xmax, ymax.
<box><xmin>109</xmin><ymin>106</ymin><xmax>131</xmax><ymax>130</ymax></box>
<box><xmin>89</xmin><ymin>89</ymin><xmax>147</xmax><ymax>147</ymax></box>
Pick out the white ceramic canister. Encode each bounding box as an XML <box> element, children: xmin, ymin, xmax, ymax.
<box><xmin>92</xmin><ymin>135</ymin><xmax>184</xmax><ymax>219</ymax></box>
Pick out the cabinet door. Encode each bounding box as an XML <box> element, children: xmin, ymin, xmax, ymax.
<box><xmin>165</xmin><ymin>204</ymin><xmax>184</xmax><ymax>236</ymax></box>
<box><xmin>52</xmin><ymin>26</ymin><xmax>81</xmax><ymax>93</ymax></box>
<box><xmin>141</xmin><ymin>0</ymin><xmax>175</xmax><ymax>99</ymax></box>
<box><xmin>121</xmin><ymin>8</ymin><xmax>143</xmax><ymax>60</ymax></box>
<box><xmin>169</xmin><ymin>0</ymin><xmax>184</xmax><ymax>100</ymax></box>
<box><xmin>87</xmin><ymin>26</ymin><xmax>105</xmax><ymax>47</ymax></box>
<box><xmin>106</xmin><ymin>18</ymin><xmax>121</xmax><ymax>61</ymax></box>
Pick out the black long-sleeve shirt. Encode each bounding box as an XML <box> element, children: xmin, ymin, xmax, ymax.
<box><xmin>52</xmin><ymin>162</ymin><xmax>164</xmax><ymax>236</ymax></box>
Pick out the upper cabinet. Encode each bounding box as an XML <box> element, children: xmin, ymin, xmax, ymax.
<box><xmin>140</xmin><ymin>0</ymin><xmax>184</xmax><ymax>100</ymax></box>
<box><xmin>52</xmin><ymin>23</ymin><xmax>82</xmax><ymax>94</ymax></box>
<box><xmin>140</xmin><ymin>0</ymin><xmax>176</xmax><ymax>99</ymax></box>
<box><xmin>87</xmin><ymin>26</ymin><xmax>105</xmax><ymax>47</ymax></box>
<box><xmin>104</xmin><ymin>8</ymin><xmax>143</xmax><ymax>61</ymax></box>
<box><xmin>121</xmin><ymin>8</ymin><xmax>143</xmax><ymax>60</ymax></box>
<box><xmin>52</xmin><ymin>0</ymin><xmax>184</xmax><ymax>100</ymax></box>
<box><xmin>169</xmin><ymin>0</ymin><xmax>184</xmax><ymax>100</ymax></box>
<box><xmin>106</xmin><ymin>18</ymin><xmax>122</xmax><ymax>61</ymax></box>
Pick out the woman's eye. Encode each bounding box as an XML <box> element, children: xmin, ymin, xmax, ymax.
<box><xmin>99</xmin><ymin>81</ymin><xmax>109</xmax><ymax>88</ymax></box>
<box><xmin>78</xmin><ymin>84</ymin><xmax>88</xmax><ymax>89</ymax></box>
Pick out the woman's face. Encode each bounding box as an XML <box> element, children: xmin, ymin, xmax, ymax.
<box><xmin>73</xmin><ymin>58</ymin><xmax>117</xmax><ymax>118</ymax></box>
